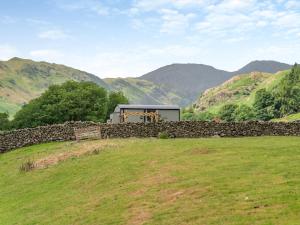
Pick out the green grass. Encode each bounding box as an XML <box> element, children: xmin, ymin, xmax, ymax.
<box><xmin>272</xmin><ymin>113</ymin><xmax>300</xmax><ymax>122</ymax></box>
<box><xmin>1</xmin><ymin>137</ymin><xmax>300</xmax><ymax>224</ymax></box>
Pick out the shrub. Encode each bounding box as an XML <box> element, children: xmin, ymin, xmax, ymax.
<box><xmin>219</xmin><ymin>104</ymin><xmax>238</xmax><ymax>122</ymax></box>
<box><xmin>158</xmin><ymin>131</ymin><xmax>169</xmax><ymax>139</ymax></box>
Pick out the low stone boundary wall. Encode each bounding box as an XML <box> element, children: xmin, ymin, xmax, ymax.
<box><xmin>1</xmin><ymin>121</ymin><xmax>299</xmax><ymax>153</ymax></box>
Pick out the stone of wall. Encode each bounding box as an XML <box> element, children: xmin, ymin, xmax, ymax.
<box><xmin>1</xmin><ymin>121</ymin><xmax>300</xmax><ymax>153</ymax></box>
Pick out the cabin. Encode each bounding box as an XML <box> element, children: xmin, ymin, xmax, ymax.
<box><xmin>109</xmin><ymin>104</ymin><xmax>180</xmax><ymax>124</ymax></box>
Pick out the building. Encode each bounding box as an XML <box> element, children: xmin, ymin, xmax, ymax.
<box><xmin>109</xmin><ymin>104</ymin><xmax>180</xmax><ymax>124</ymax></box>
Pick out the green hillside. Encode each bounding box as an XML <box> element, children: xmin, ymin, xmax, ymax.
<box><xmin>194</xmin><ymin>71</ymin><xmax>289</xmax><ymax>114</ymax></box>
<box><xmin>0</xmin><ymin>58</ymin><xmax>188</xmax><ymax>118</ymax></box>
<box><xmin>0</xmin><ymin>58</ymin><xmax>109</xmax><ymax>116</ymax></box>
<box><xmin>1</xmin><ymin>137</ymin><xmax>300</xmax><ymax>224</ymax></box>
<box><xmin>104</xmin><ymin>77</ymin><xmax>187</xmax><ymax>106</ymax></box>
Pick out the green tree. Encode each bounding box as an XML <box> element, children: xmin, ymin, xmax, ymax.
<box><xmin>273</xmin><ymin>64</ymin><xmax>300</xmax><ymax>117</ymax></box>
<box><xmin>253</xmin><ymin>88</ymin><xmax>276</xmax><ymax>121</ymax></box>
<box><xmin>12</xmin><ymin>81</ymin><xmax>108</xmax><ymax>129</ymax></box>
<box><xmin>219</xmin><ymin>104</ymin><xmax>238</xmax><ymax>122</ymax></box>
<box><xmin>106</xmin><ymin>91</ymin><xmax>129</xmax><ymax>119</ymax></box>
<box><xmin>0</xmin><ymin>112</ymin><xmax>10</xmax><ymax>130</ymax></box>
<box><xmin>233</xmin><ymin>105</ymin><xmax>255</xmax><ymax>122</ymax></box>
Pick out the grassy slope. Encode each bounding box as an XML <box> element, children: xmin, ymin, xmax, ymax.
<box><xmin>0</xmin><ymin>58</ymin><xmax>108</xmax><ymax>116</ymax></box>
<box><xmin>1</xmin><ymin>137</ymin><xmax>300</xmax><ymax>224</ymax></box>
<box><xmin>272</xmin><ymin>112</ymin><xmax>300</xmax><ymax>122</ymax></box>
<box><xmin>104</xmin><ymin>77</ymin><xmax>187</xmax><ymax>106</ymax></box>
<box><xmin>194</xmin><ymin>71</ymin><xmax>288</xmax><ymax>114</ymax></box>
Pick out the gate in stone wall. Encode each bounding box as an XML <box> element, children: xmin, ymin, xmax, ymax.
<box><xmin>74</xmin><ymin>126</ymin><xmax>101</xmax><ymax>141</ymax></box>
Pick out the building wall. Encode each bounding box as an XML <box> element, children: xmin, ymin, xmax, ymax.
<box><xmin>113</xmin><ymin>108</ymin><xmax>180</xmax><ymax>123</ymax></box>
<box><xmin>123</xmin><ymin>109</ymin><xmax>145</xmax><ymax>123</ymax></box>
<box><xmin>110</xmin><ymin>112</ymin><xmax>120</xmax><ymax>124</ymax></box>
<box><xmin>158</xmin><ymin>109</ymin><xmax>179</xmax><ymax>122</ymax></box>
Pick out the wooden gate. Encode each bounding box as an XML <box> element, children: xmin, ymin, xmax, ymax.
<box><xmin>74</xmin><ymin>126</ymin><xmax>101</xmax><ymax>141</ymax></box>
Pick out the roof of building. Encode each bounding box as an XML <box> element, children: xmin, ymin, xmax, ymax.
<box><xmin>115</xmin><ymin>104</ymin><xmax>180</xmax><ymax>112</ymax></box>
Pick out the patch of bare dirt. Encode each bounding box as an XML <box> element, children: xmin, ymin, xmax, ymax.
<box><xmin>34</xmin><ymin>141</ymin><xmax>119</xmax><ymax>169</ymax></box>
<box><xmin>127</xmin><ymin>207</ymin><xmax>152</xmax><ymax>225</ymax></box>
<box><xmin>159</xmin><ymin>189</ymin><xmax>185</xmax><ymax>203</ymax></box>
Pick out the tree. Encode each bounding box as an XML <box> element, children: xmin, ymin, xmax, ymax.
<box><xmin>233</xmin><ymin>105</ymin><xmax>255</xmax><ymax>122</ymax></box>
<box><xmin>106</xmin><ymin>91</ymin><xmax>129</xmax><ymax>119</ymax></box>
<box><xmin>273</xmin><ymin>64</ymin><xmax>300</xmax><ymax>117</ymax></box>
<box><xmin>0</xmin><ymin>112</ymin><xmax>10</xmax><ymax>130</ymax></box>
<box><xmin>12</xmin><ymin>81</ymin><xmax>108</xmax><ymax>129</ymax></box>
<box><xmin>219</xmin><ymin>104</ymin><xmax>238</xmax><ymax>122</ymax></box>
<box><xmin>253</xmin><ymin>88</ymin><xmax>276</xmax><ymax>121</ymax></box>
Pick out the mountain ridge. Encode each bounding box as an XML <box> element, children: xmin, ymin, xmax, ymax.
<box><xmin>0</xmin><ymin>57</ymin><xmax>293</xmax><ymax>117</ymax></box>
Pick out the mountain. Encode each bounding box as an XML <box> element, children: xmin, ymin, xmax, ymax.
<box><xmin>140</xmin><ymin>61</ymin><xmax>292</xmax><ymax>104</ymax></box>
<box><xmin>193</xmin><ymin>70</ymin><xmax>290</xmax><ymax>113</ymax></box>
<box><xmin>0</xmin><ymin>57</ymin><xmax>109</xmax><ymax>116</ymax></box>
<box><xmin>140</xmin><ymin>64</ymin><xmax>233</xmax><ymax>103</ymax></box>
<box><xmin>0</xmin><ymin>58</ymin><xmax>186</xmax><ymax>117</ymax></box>
<box><xmin>234</xmin><ymin>60</ymin><xmax>292</xmax><ymax>75</ymax></box>
<box><xmin>0</xmin><ymin>58</ymin><xmax>293</xmax><ymax>117</ymax></box>
<box><xmin>104</xmin><ymin>78</ymin><xmax>187</xmax><ymax>106</ymax></box>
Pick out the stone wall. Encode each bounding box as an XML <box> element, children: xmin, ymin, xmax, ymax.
<box><xmin>1</xmin><ymin>121</ymin><xmax>300</xmax><ymax>153</ymax></box>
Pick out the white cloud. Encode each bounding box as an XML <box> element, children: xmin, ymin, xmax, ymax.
<box><xmin>133</xmin><ymin>0</ymin><xmax>208</xmax><ymax>11</ymax></box>
<box><xmin>55</xmin><ymin>0</ymin><xmax>109</xmax><ymax>16</ymax></box>
<box><xmin>38</xmin><ymin>29</ymin><xmax>69</xmax><ymax>40</ymax></box>
<box><xmin>284</xmin><ymin>0</ymin><xmax>300</xmax><ymax>9</ymax></box>
<box><xmin>0</xmin><ymin>45</ymin><xmax>19</xmax><ymax>60</ymax></box>
<box><xmin>159</xmin><ymin>9</ymin><xmax>195</xmax><ymax>34</ymax></box>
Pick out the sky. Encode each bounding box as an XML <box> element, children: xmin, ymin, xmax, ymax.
<box><xmin>0</xmin><ymin>0</ymin><xmax>300</xmax><ymax>78</ymax></box>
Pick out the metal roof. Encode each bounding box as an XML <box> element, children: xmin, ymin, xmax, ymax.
<box><xmin>115</xmin><ymin>104</ymin><xmax>180</xmax><ymax>111</ymax></box>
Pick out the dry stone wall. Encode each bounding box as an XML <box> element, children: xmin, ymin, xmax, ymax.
<box><xmin>1</xmin><ymin>121</ymin><xmax>300</xmax><ymax>153</ymax></box>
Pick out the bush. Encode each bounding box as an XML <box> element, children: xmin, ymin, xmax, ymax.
<box><xmin>233</xmin><ymin>105</ymin><xmax>256</xmax><ymax>122</ymax></box>
<box><xmin>219</xmin><ymin>104</ymin><xmax>238</xmax><ymax>122</ymax></box>
<box><xmin>158</xmin><ymin>131</ymin><xmax>169</xmax><ymax>139</ymax></box>
<box><xmin>0</xmin><ymin>112</ymin><xmax>10</xmax><ymax>131</ymax></box>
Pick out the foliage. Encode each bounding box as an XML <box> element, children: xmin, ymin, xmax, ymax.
<box><xmin>182</xmin><ymin>111</ymin><xmax>215</xmax><ymax>121</ymax></box>
<box><xmin>252</xmin><ymin>64</ymin><xmax>300</xmax><ymax>121</ymax></box>
<box><xmin>0</xmin><ymin>112</ymin><xmax>10</xmax><ymax>130</ymax></box>
<box><xmin>11</xmin><ymin>81</ymin><xmax>128</xmax><ymax>129</ymax></box>
<box><xmin>106</xmin><ymin>91</ymin><xmax>129</xmax><ymax>119</ymax></box>
<box><xmin>233</xmin><ymin>105</ymin><xmax>256</xmax><ymax>122</ymax></box>
<box><xmin>272</xmin><ymin>64</ymin><xmax>300</xmax><ymax>117</ymax></box>
<box><xmin>219</xmin><ymin>104</ymin><xmax>238</xmax><ymax>122</ymax></box>
<box><xmin>253</xmin><ymin>89</ymin><xmax>276</xmax><ymax>121</ymax></box>
<box><xmin>158</xmin><ymin>131</ymin><xmax>169</xmax><ymax>139</ymax></box>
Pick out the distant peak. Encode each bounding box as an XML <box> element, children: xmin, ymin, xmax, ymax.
<box><xmin>9</xmin><ymin>57</ymin><xmax>23</xmax><ymax>61</ymax></box>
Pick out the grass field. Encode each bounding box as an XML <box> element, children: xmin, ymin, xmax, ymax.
<box><xmin>1</xmin><ymin>137</ymin><xmax>300</xmax><ymax>225</ymax></box>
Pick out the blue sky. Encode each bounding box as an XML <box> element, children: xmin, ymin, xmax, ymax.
<box><xmin>0</xmin><ymin>0</ymin><xmax>300</xmax><ymax>77</ymax></box>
